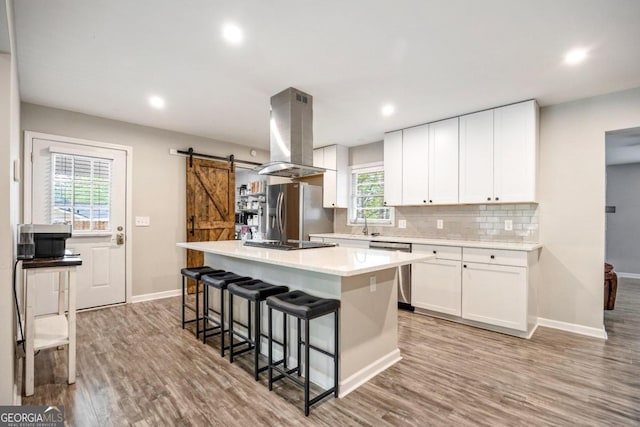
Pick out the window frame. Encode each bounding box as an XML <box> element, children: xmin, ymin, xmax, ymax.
<box><xmin>347</xmin><ymin>162</ymin><xmax>395</xmax><ymax>226</ymax></box>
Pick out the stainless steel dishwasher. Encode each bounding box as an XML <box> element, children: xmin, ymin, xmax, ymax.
<box><xmin>369</xmin><ymin>241</ymin><xmax>413</xmax><ymax>311</ymax></box>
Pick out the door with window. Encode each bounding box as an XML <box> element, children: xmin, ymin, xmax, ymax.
<box><xmin>29</xmin><ymin>137</ymin><xmax>127</xmax><ymax>314</ymax></box>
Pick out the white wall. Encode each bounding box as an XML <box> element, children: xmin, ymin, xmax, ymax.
<box><xmin>0</xmin><ymin>0</ymin><xmax>20</xmax><ymax>404</ymax></box>
<box><xmin>605</xmin><ymin>162</ymin><xmax>640</xmax><ymax>275</ymax></box>
<box><xmin>538</xmin><ymin>87</ymin><xmax>640</xmax><ymax>330</ymax></box>
<box><xmin>20</xmin><ymin>103</ymin><xmax>269</xmax><ymax>297</ymax></box>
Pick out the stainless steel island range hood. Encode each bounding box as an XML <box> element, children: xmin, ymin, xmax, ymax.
<box><xmin>255</xmin><ymin>87</ymin><xmax>326</xmax><ymax>178</ymax></box>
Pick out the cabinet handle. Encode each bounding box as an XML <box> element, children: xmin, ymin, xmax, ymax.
<box><xmin>423</xmin><ymin>200</ymin><xmax>426</xmax><ymax>203</ymax></box>
<box><xmin>432</xmin><ymin>250</ymin><xmax>437</xmax><ymax>254</ymax></box>
<box><xmin>429</xmin><ymin>200</ymin><xmax>433</xmax><ymax>203</ymax></box>
<box><xmin>463</xmin><ymin>264</ymin><xmax>467</xmax><ymax>268</ymax></box>
<box><xmin>384</xmin><ymin>201</ymin><xmax>387</xmax><ymax>205</ymax></box>
<box><xmin>490</xmin><ymin>255</ymin><xmax>495</xmax><ymax>259</ymax></box>
<box><xmin>487</xmin><ymin>197</ymin><xmax>491</xmax><ymax>201</ymax></box>
<box><xmin>495</xmin><ymin>197</ymin><xmax>500</xmax><ymax>201</ymax></box>
<box><xmin>332</xmin><ymin>203</ymin><xmax>335</xmax><ymax>206</ymax></box>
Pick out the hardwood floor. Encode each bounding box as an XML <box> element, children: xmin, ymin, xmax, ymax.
<box><xmin>23</xmin><ymin>280</ymin><xmax>640</xmax><ymax>426</ymax></box>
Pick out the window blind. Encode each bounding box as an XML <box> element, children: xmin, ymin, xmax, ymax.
<box><xmin>51</xmin><ymin>153</ymin><xmax>112</xmax><ymax>232</ymax></box>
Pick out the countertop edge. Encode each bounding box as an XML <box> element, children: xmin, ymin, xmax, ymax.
<box><xmin>176</xmin><ymin>242</ymin><xmax>433</xmax><ymax>277</ymax></box>
<box><xmin>310</xmin><ymin>234</ymin><xmax>542</xmax><ymax>251</ymax></box>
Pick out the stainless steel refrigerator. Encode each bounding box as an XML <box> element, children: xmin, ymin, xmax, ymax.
<box><xmin>266</xmin><ymin>182</ymin><xmax>334</xmax><ymax>242</ymax></box>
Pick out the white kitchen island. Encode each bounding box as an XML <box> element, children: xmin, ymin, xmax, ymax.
<box><xmin>177</xmin><ymin>240</ymin><xmax>432</xmax><ymax>397</ymax></box>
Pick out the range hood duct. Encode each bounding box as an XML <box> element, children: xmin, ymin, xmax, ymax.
<box><xmin>255</xmin><ymin>87</ymin><xmax>326</xmax><ymax>178</ymax></box>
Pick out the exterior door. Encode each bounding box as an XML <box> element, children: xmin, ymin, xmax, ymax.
<box><xmin>30</xmin><ymin>137</ymin><xmax>127</xmax><ymax>314</ymax></box>
<box><xmin>185</xmin><ymin>157</ymin><xmax>235</xmax><ymax>292</ymax></box>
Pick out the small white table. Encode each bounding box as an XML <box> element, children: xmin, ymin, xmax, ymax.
<box><xmin>23</xmin><ymin>256</ymin><xmax>82</xmax><ymax>397</ymax></box>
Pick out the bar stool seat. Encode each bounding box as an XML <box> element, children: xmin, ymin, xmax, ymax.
<box><xmin>180</xmin><ymin>266</ymin><xmax>223</xmax><ymax>338</ymax></box>
<box><xmin>202</xmin><ymin>271</ymin><xmax>251</xmax><ymax>356</ymax></box>
<box><xmin>267</xmin><ymin>290</ymin><xmax>340</xmax><ymax>416</ymax></box>
<box><xmin>266</xmin><ymin>290</ymin><xmax>340</xmax><ymax>318</ymax></box>
<box><xmin>227</xmin><ymin>280</ymin><xmax>289</xmax><ymax>380</ymax></box>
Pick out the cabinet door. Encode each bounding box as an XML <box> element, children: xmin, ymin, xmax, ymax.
<box><xmin>428</xmin><ymin>117</ymin><xmax>459</xmax><ymax>204</ymax></box>
<box><xmin>334</xmin><ymin>145</ymin><xmax>350</xmax><ymax>208</ymax></box>
<box><xmin>322</xmin><ymin>145</ymin><xmax>338</xmax><ymax>207</ymax></box>
<box><xmin>313</xmin><ymin>148</ymin><xmax>324</xmax><ymax>168</ymax></box>
<box><xmin>412</xmin><ymin>259</ymin><xmax>462</xmax><ymax>316</ymax></box>
<box><xmin>402</xmin><ymin>124</ymin><xmax>429</xmax><ymax>205</ymax></box>
<box><xmin>493</xmin><ymin>100</ymin><xmax>537</xmax><ymax>202</ymax></box>
<box><xmin>459</xmin><ymin>110</ymin><xmax>494</xmax><ymax>203</ymax></box>
<box><xmin>383</xmin><ymin>130</ymin><xmax>403</xmax><ymax>206</ymax></box>
<box><xmin>461</xmin><ymin>262</ymin><xmax>527</xmax><ymax>331</ymax></box>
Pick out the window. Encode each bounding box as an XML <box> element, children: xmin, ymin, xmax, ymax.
<box><xmin>51</xmin><ymin>153</ymin><xmax>112</xmax><ymax>232</ymax></box>
<box><xmin>349</xmin><ymin>164</ymin><xmax>394</xmax><ymax>225</ymax></box>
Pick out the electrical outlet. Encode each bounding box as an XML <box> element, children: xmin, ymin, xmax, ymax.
<box><xmin>505</xmin><ymin>219</ymin><xmax>513</xmax><ymax>231</ymax></box>
<box><xmin>135</xmin><ymin>216</ymin><xmax>150</xmax><ymax>227</ymax></box>
<box><xmin>437</xmin><ymin>219</ymin><xmax>444</xmax><ymax>229</ymax></box>
<box><xmin>369</xmin><ymin>276</ymin><xmax>376</xmax><ymax>292</ymax></box>
<box><xmin>398</xmin><ymin>219</ymin><xmax>407</xmax><ymax>229</ymax></box>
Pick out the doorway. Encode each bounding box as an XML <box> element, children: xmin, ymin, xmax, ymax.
<box><xmin>24</xmin><ymin>131</ymin><xmax>133</xmax><ymax>314</ymax></box>
<box><xmin>605</xmin><ymin>127</ymin><xmax>640</xmax><ymax>322</ymax></box>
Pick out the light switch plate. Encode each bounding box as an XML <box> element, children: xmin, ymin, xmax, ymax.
<box><xmin>505</xmin><ymin>219</ymin><xmax>513</xmax><ymax>231</ymax></box>
<box><xmin>398</xmin><ymin>219</ymin><xmax>407</xmax><ymax>229</ymax></box>
<box><xmin>135</xmin><ymin>216</ymin><xmax>150</xmax><ymax>227</ymax></box>
<box><xmin>437</xmin><ymin>219</ymin><xmax>444</xmax><ymax>229</ymax></box>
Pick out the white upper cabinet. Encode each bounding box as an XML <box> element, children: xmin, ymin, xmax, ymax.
<box><xmin>460</xmin><ymin>100</ymin><xmax>538</xmax><ymax>203</ymax></box>
<box><xmin>383</xmin><ymin>130</ymin><xmax>403</xmax><ymax>206</ymax></box>
<box><xmin>314</xmin><ymin>144</ymin><xmax>349</xmax><ymax>208</ymax></box>
<box><xmin>402</xmin><ymin>124</ymin><xmax>429</xmax><ymax>205</ymax></box>
<box><xmin>459</xmin><ymin>109</ymin><xmax>494</xmax><ymax>203</ymax></box>
<box><xmin>384</xmin><ymin>99</ymin><xmax>537</xmax><ymax>206</ymax></box>
<box><xmin>428</xmin><ymin>117</ymin><xmax>459</xmax><ymax>204</ymax></box>
<box><xmin>493</xmin><ymin>100</ymin><xmax>537</xmax><ymax>203</ymax></box>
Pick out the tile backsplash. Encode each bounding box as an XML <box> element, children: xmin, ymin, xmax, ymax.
<box><xmin>334</xmin><ymin>204</ymin><xmax>539</xmax><ymax>243</ymax></box>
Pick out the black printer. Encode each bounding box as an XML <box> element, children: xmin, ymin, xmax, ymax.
<box><xmin>18</xmin><ymin>224</ymin><xmax>73</xmax><ymax>259</ymax></box>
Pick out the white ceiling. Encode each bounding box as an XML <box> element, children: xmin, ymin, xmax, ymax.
<box><xmin>13</xmin><ymin>0</ymin><xmax>640</xmax><ymax>150</ymax></box>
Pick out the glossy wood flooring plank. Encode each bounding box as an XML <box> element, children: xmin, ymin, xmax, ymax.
<box><xmin>23</xmin><ymin>280</ymin><xmax>640</xmax><ymax>426</ymax></box>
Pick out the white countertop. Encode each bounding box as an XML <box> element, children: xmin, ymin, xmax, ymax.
<box><xmin>177</xmin><ymin>240</ymin><xmax>433</xmax><ymax>277</ymax></box>
<box><xmin>310</xmin><ymin>233</ymin><xmax>542</xmax><ymax>251</ymax></box>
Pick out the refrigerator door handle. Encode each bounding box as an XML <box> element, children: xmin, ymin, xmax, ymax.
<box><xmin>277</xmin><ymin>192</ymin><xmax>284</xmax><ymax>237</ymax></box>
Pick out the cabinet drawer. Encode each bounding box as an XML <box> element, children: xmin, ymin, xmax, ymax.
<box><xmin>323</xmin><ymin>237</ymin><xmax>369</xmax><ymax>249</ymax></box>
<box><xmin>462</xmin><ymin>247</ymin><xmax>527</xmax><ymax>267</ymax></box>
<box><xmin>413</xmin><ymin>244</ymin><xmax>461</xmax><ymax>261</ymax></box>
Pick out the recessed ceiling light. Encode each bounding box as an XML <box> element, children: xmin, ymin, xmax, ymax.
<box><xmin>564</xmin><ymin>48</ymin><xmax>588</xmax><ymax>65</ymax></box>
<box><xmin>148</xmin><ymin>96</ymin><xmax>165</xmax><ymax>109</ymax></box>
<box><xmin>222</xmin><ymin>23</ymin><xmax>244</xmax><ymax>45</ymax></box>
<box><xmin>381</xmin><ymin>104</ymin><xmax>395</xmax><ymax>117</ymax></box>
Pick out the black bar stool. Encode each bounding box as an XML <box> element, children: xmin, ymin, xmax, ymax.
<box><xmin>180</xmin><ymin>266</ymin><xmax>222</xmax><ymax>338</ymax></box>
<box><xmin>202</xmin><ymin>271</ymin><xmax>251</xmax><ymax>356</ymax></box>
<box><xmin>227</xmin><ymin>280</ymin><xmax>289</xmax><ymax>380</ymax></box>
<box><xmin>266</xmin><ymin>290</ymin><xmax>340</xmax><ymax>416</ymax></box>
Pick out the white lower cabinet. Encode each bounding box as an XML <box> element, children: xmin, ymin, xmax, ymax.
<box><xmin>412</xmin><ymin>244</ymin><xmax>462</xmax><ymax>316</ymax></box>
<box><xmin>461</xmin><ymin>262</ymin><xmax>527</xmax><ymax>331</ymax></box>
<box><xmin>412</xmin><ymin>244</ymin><xmax>537</xmax><ymax>337</ymax></box>
<box><xmin>412</xmin><ymin>259</ymin><xmax>462</xmax><ymax>316</ymax></box>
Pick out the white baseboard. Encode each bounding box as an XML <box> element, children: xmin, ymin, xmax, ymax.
<box><xmin>537</xmin><ymin>318</ymin><xmax>607</xmax><ymax>339</ymax></box>
<box><xmin>616</xmin><ymin>272</ymin><xmax>640</xmax><ymax>280</ymax></box>
<box><xmin>339</xmin><ymin>349</ymin><xmax>402</xmax><ymax>398</ymax></box>
<box><xmin>131</xmin><ymin>289</ymin><xmax>181</xmax><ymax>303</ymax></box>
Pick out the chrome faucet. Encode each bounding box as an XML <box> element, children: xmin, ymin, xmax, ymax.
<box><xmin>361</xmin><ymin>211</ymin><xmax>369</xmax><ymax>236</ymax></box>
